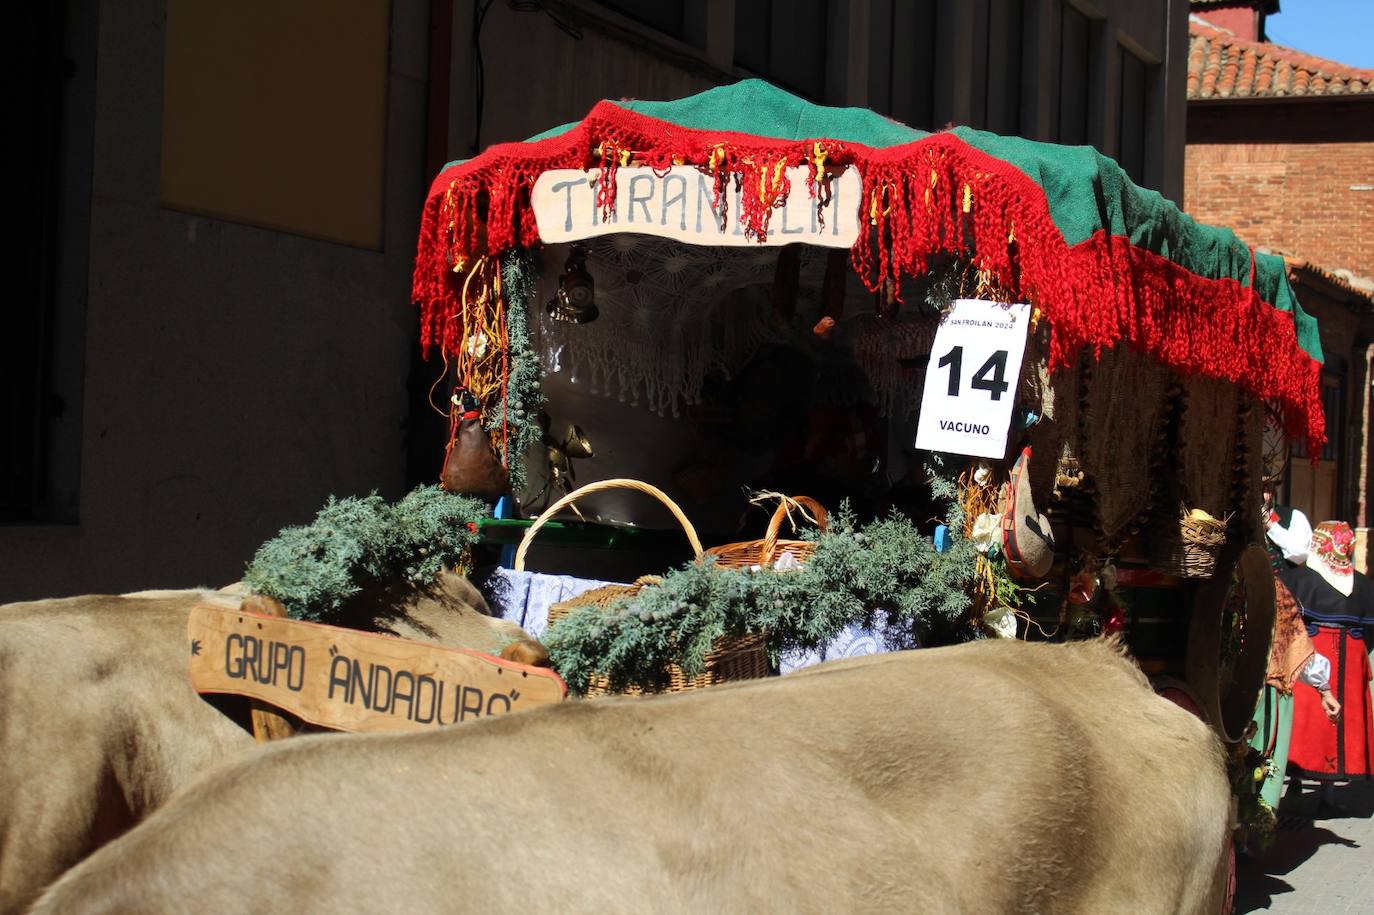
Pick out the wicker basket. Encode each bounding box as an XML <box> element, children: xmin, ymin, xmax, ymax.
<box><xmin>704</xmin><ymin>496</ymin><xmax>828</xmax><ymax>570</ymax></box>
<box><xmin>515</xmin><ymin>478</ymin><xmax>770</xmax><ymax>696</ymax></box>
<box><xmin>1150</xmin><ymin>506</ymin><xmax>1228</xmax><ymax>579</ymax></box>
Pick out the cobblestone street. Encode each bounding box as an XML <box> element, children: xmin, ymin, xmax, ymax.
<box><xmin>1236</xmin><ymin>780</ymin><xmax>1374</xmax><ymax>913</ymax></box>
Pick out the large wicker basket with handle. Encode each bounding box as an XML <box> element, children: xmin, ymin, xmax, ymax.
<box><xmin>515</xmin><ymin>478</ymin><xmax>769</xmax><ymax>695</ymax></box>
<box><xmin>703</xmin><ymin>495</ymin><xmax>828</xmax><ymax>571</ymax></box>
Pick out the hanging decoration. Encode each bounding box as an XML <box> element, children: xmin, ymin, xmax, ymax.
<box><xmin>440</xmin><ymin>388</ymin><xmax>509</xmax><ymax>498</ymax></box>
<box><xmin>1076</xmin><ymin>346</ymin><xmax>1173</xmax><ymax>547</ymax></box>
<box><xmin>430</xmin><ymin>251</ymin><xmax>545</xmax><ymax>498</ymax></box>
<box><xmin>435</xmin><ymin>255</ymin><xmax>510</xmax><ymax>498</ymax></box>
<box><xmin>529</xmin><ymin>417</ymin><xmax>595</xmax><ymax>513</ymax></box>
<box><xmin>545</xmin><ymin>243</ymin><xmax>599</xmax><ymax>323</ymax></box>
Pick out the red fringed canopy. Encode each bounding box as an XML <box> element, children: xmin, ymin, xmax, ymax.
<box><xmin>412</xmin><ymin>80</ymin><xmax>1325</xmax><ymax>455</ymax></box>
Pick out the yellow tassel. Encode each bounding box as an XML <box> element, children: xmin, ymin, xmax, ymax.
<box><xmin>619</xmin><ymin>148</ymin><xmax>632</xmax><ymax>168</ymax></box>
<box><xmin>812</xmin><ymin>142</ymin><xmax>828</xmax><ymax>181</ymax></box>
<box><xmin>1008</xmin><ymin>222</ymin><xmax>1016</xmax><ymax>244</ymax></box>
<box><xmin>708</xmin><ymin>145</ymin><xmax>725</xmax><ymax>172</ymax></box>
<box><xmin>869</xmin><ymin>185</ymin><xmax>892</xmax><ymax>225</ymax></box>
<box><xmin>962</xmin><ymin>183</ymin><xmax>972</xmax><ymax>214</ymax></box>
<box><xmin>761</xmin><ymin>159</ymin><xmax>786</xmax><ymax>204</ymax></box>
<box><xmin>672</xmin><ymin>154</ymin><xmax>685</xmax><ymax>166</ymax></box>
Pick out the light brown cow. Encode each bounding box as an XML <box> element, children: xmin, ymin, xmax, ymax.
<box><xmin>30</xmin><ymin>638</ymin><xmax>1231</xmax><ymax>914</ymax></box>
<box><xmin>0</xmin><ymin>571</ymin><xmax>543</xmax><ymax>914</ymax></box>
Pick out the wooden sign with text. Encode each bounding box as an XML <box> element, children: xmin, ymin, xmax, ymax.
<box><xmin>188</xmin><ymin>605</ymin><xmax>566</xmax><ymax>734</ymax></box>
<box><xmin>531</xmin><ymin>165</ymin><xmax>862</xmax><ymax>247</ymax></box>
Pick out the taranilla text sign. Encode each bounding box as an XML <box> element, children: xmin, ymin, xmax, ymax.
<box><xmin>187</xmin><ymin>605</ymin><xmax>566</xmax><ymax>734</ymax></box>
<box><xmin>531</xmin><ymin>164</ymin><xmax>862</xmax><ymax>247</ymax></box>
<box><xmin>914</xmin><ymin>298</ymin><xmax>1033</xmax><ymax>459</ymax></box>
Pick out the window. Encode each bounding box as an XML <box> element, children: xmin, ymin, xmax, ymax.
<box><xmin>1288</xmin><ymin>373</ymin><xmax>1343</xmax><ymax>523</ymax></box>
<box><xmin>734</xmin><ymin>0</ymin><xmax>829</xmax><ymax>101</ymax></box>
<box><xmin>161</xmin><ymin>0</ymin><xmax>390</xmax><ymax>249</ymax></box>
<box><xmin>1057</xmin><ymin>3</ymin><xmax>1094</xmax><ymax>146</ymax></box>
<box><xmin>598</xmin><ymin>0</ymin><xmax>687</xmax><ymax>40</ymax></box>
<box><xmin>1117</xmin><ymin>48</ymin><xmax>1151</xmax><ymax>185</ymax></box>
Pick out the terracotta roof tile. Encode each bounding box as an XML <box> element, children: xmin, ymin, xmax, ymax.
<box><xmin>1190</xmin><ymin>0</ymin><xmax>1280</xmax><ymax>11</ymax></box>
<box><xmin>1188</xmin><ymin>19</ymin><xmax>1374</xmax><ymax>99</ymax></box>
<box><xmin>1281</xmin><ymin>254</ymin><xmax>1374</xmax><ymax>307</ymax></box>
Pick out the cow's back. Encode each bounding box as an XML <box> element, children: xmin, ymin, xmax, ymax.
<box><xmin>31</xmin><ymin>638</ymin><xmax>1229</xmax><ymax>914</ymax></box>
<box><xmin>0</xmin><ymin>593</ymin><xmax>253</xmax><ymax>913</ymax></box>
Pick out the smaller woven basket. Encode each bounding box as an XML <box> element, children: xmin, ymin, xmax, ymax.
<box><xmin>1150</xmin><ymin>506</ymin><xmax>1228</xmax><ymax>579</ymax></box>
<box><xmin>516</xmin><ymin>478</ymin><xmax>769</xmax><ymax>696</ymax></box>
<box><xmin>704</xmin><ymin>496</ymin><xmax>828</xmax><ymax>570</ymax></box>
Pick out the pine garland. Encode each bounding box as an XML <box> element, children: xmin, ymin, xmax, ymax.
<box><xmin>545</xmin><ymin>462</ymin><xmax>978</xmax><ymax>695</ymax></box>
<box><xmin>243</xmin><ymin>485</ymin><xmax>487</xmax><ymax>621</ymax></box>
<box><xmin>493</xmin><ymin>252</ymin><xmax>545</xmax><ymax>494</ymax></box>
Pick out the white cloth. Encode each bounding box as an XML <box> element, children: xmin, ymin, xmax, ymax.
<box><xmin>482</xmin><ymin>568</ymin><xmax>622</xmax><ymax>639</ymax></box>
<box><xmin>779</xmin><ymin>613</ymin><xmax>911</xmax><ymax>673</ymax></box>
<box><xmin>1309</xmin><ymin>553</ymin><xmax>1356</xmax><ymax>597</ymax></box>
<box><xmin>983</xmin><ymin>606</ymin><xmax>1018</xmax><ymax>639</ymax></box>
<box><xmin>1297</xmin><ymin>651</ymin><xmax>1332</xmax><ymax>692</ymax></box>
<box><xmin>1266</xmin><ymin>509</ymin><xmax>1312</xmax><ymax>565</ymax></box>
<box><xmin>970</xmin><ymin>513</ymin><xmax>1001</xmax><ymax>554</ymax></box>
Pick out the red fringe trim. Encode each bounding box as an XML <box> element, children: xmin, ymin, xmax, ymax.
<box><xmin>412</xmin><ymin>102</ymin><xmax>1325</xmax><ymax>455</ymax></box>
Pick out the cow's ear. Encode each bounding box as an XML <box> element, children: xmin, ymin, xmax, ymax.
<box><xmin>240</xmin><ymin>594</ymin><xmax>287</xmax><ymax>617</ymax></box>
<box><xmin>501</xmin><ymin>639</ymin><xmax>553</xmax><ymax>668</ymax></box>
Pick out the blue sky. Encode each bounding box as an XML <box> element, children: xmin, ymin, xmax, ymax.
<box><xmin>1263</xmin><ymin>0</ymin><xmax>1374</xmax><ymax>69</ymax></box>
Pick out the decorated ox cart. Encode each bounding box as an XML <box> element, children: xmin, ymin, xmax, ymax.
<box><xmin>408</xmin><ymin>83</ymin><xmax>1326</xmax><ymax>857</ymax></box>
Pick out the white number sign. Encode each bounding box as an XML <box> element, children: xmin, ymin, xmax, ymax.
<box><xmin>914</xmin><ymin>299</ymin><xmax>1032</xmax><ymax>458</ymax></box>
<box><xmin>531</xmin><ymin>165</ymin><xmax>861</xmax><ymax>248</ymax></box>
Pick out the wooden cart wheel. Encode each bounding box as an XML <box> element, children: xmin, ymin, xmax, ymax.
<box><xmin>1184</xmin><ymin>541</ymin><xmax>1276</xmax><ymax>744</ymax></box>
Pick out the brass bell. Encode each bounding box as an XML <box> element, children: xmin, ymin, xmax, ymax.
<box><xmin>563</xmin><ymin>424</ymin><xmax>594</xmax><ymax>458</ymax></box>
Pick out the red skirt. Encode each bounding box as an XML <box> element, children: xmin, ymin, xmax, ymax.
<box><xmin>1287</xmin><ymin>626</ymin><xmax>1374</xmax><ymax>779</ymax></box>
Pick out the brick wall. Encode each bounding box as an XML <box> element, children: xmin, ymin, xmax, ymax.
<box><xmin>1187</xmin><ymin>96</ymin><xmax>1374</xmax><ymax>563</ymax></box>
<box><xmin>1185</xmin><ymin>99</ymin><xmax>1374</xmax><ymax>276</ymax></box>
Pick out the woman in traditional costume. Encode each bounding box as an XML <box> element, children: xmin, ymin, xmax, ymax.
<box><xmin>1251</xmin><ymin>504</ymin><xmax>1340</xmax><ymax>811</ymax></box>
<box><xmin>1280</xmin><ymin>521</ymin><xmax>1374</xmax><ymax>783</ymax></box>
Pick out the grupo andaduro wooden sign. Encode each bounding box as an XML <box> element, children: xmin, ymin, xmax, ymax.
<box><xmin>531</xmin><ymin>164</ymin><xmax>862</xmax><ymax>247</ymax></box>
<box><xmin>187</xmin><ymin>605</ymin><xmax>566</xmax><ymax>734</ymax></box>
